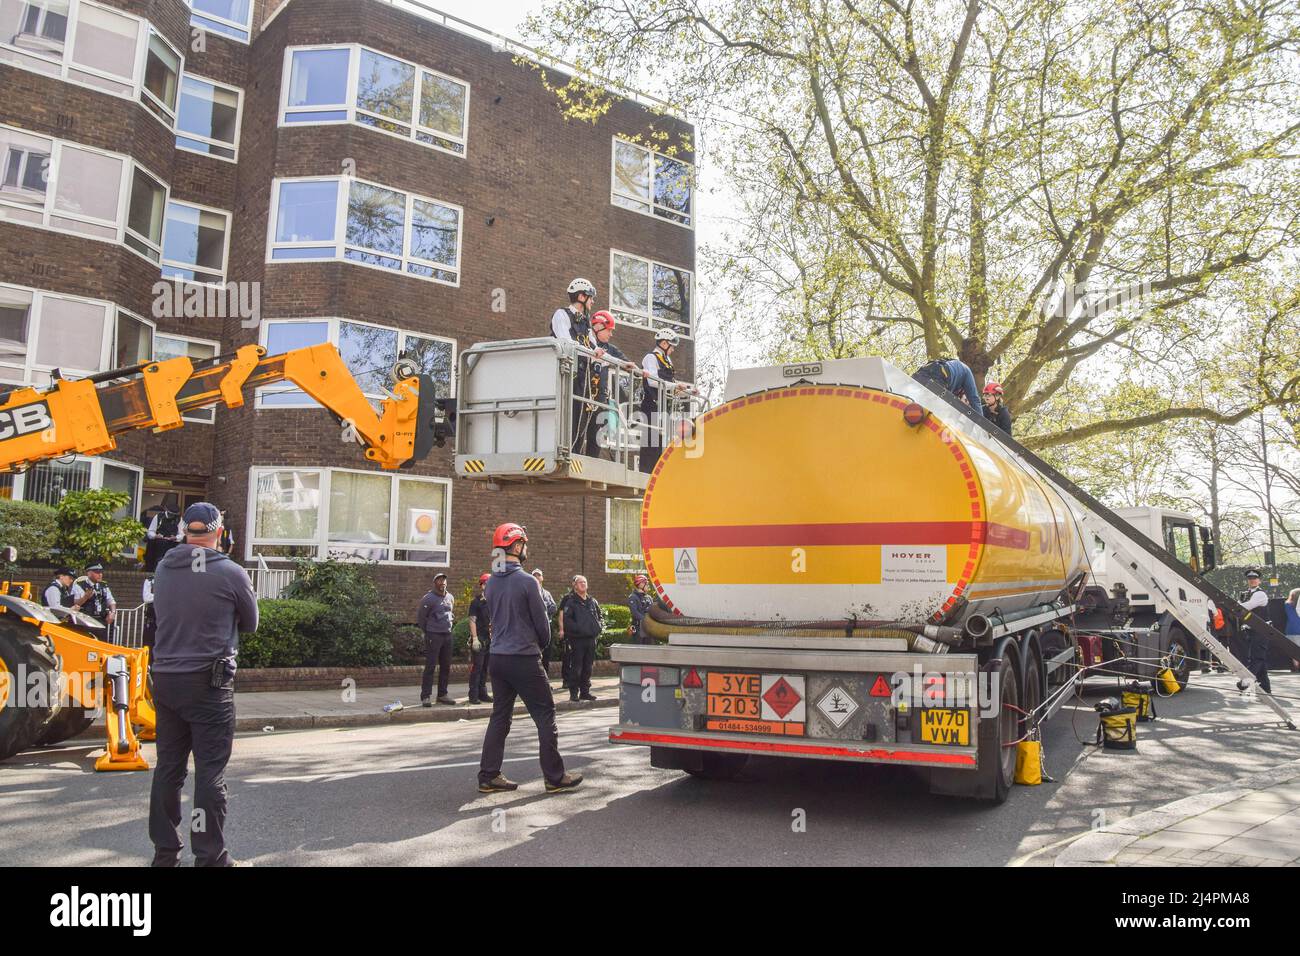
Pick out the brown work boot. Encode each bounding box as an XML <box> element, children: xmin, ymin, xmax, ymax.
<box><xmin>478</xmin><ymin>774</ymin><xmax>519</xmax><ymax>793</ymax></box>
<box><xmin>544</xmin><ymin>772</ymin><xmax>584</xmax><ymax>793</ymax></box>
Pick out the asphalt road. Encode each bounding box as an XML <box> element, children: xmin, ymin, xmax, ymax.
<box><xmin>2</xmin><ymin>672</ymin><xmax>1298</xmax><ymax>866</ymax></box>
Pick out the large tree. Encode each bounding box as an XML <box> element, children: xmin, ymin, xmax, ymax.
<box><xmin>526</xmin><ymin>0</ymin><xmax>1300</xmax><ymax>448</ymax></box>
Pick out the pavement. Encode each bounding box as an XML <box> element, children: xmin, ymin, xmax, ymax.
<box><xmin>74</xmin><ymin>676</ymin><xmax>621</xmax><ymax>738</ymax></box>
<box><xmin>1057</xmin><ymin>753</ymin><xmax>1300</xmax><ymax>867</ymax></box>
<box><xmin>5</xmin><ymin>670</ymin><xmax>1297</xmax><ymax>866</ymax></box>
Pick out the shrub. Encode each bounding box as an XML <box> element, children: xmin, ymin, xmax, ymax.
<box><xmin>55</xmin><ymin>490</ymin><xmax>146</xmax><ymax>568</ymax></box>
<box><xmin>239</xmin><ymin>599</ymin><xmax>326</xmax><ymax>669</ymax></box>
<box><xmin>393</xmin><ymin>624</ymin><xmax>425</xmax><ymax>665</ymax></box>
<box><xmin>280</xmin><ymin>558</ymin><xmax>395</xmax><ymax>667</ymax></box>
<box><xmin>0</xmin><ymin>498</ymin><xmax>58</xmax><ymax>565</ymax></box>
<box><xmin>282</xmin><ymin>557</ymin><xmax>382</xmax><ymax>605</ymax></box>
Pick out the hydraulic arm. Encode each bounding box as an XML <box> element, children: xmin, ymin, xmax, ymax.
<box><xmin>0</xmin><ymin>343</ymin><xmax>443</xmax><ymax>473</ymax></box>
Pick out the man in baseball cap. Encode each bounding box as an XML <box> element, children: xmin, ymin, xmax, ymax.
<box><xmin>150</xmin><ymin>502</ymin><xmax>258</xmax><ymax>867</ymax></box>
<box><xmin>417</xmin><ymin>572</ymin><xmax>456</xmax><ymax>705</ymax></box>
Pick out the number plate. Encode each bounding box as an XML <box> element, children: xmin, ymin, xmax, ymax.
<box><xmin>919</xmin><ymin>708</ymin><xmax>970</xmax><ymax>746</ymax></box>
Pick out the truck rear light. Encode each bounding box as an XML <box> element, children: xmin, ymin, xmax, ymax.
<box><xmin>683</xmin><ymin>667</ymin><xmax>703</xmax><ymax>689</ymax></box>
<box><xmin>902</xmin><ymin>402</ymin><xmax>927</xmax><ymax>426</ymax></box>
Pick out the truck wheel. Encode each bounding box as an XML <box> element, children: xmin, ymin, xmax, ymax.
<box><xmin>1021</xmin><ymin>645</ymin><xmax>1043</xmax><ymax>740</ymax></box>
<box><xmin>684</xmin><ymin>752</ymin><xmax>749</xmax><ymax>781</ymax></box>
<box><xmin>35</xmin><ymin>699</ymin><xmax>96</xmax><ymax>746</ymax></box>
<box><xmin>983</xmin><ymin>650</ymin><xmax>1021</xmax><ymax>804</ymax></box>
<box><xmin>1166</xmin><ymin>629</ymin><xmax>1193</xmax><ymax>687</ymax></box>
<box><xmin>0</xmin><ymin>620</ymin><xmax>58</xmax><ymax>761</ymax></box>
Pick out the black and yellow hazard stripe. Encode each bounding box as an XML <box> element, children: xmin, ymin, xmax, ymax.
<box><xmin>570</xmin><ymin>458</ymin><xmax>583</xmax><ymax>474</ymax></box>
<box><xmin>523</xmin><ymin>457</ymin><xmax>547</xmax><ymax>472</ymax></box>
<box><xmin>462</xmin><ymin>459</ymin><xmax>485</xmax><ymax>473</ymax></box>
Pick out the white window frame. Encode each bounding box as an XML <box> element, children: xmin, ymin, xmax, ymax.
<box><xmin>185</xmin><ymin>0</ymin><xmax>252</xmax><ymax>44</ymax></box>
<box><xmin>254</xmin><ymin>316</ymin><xmax>457</xmax><ymax>408</ymax></box>
<box><xmin>174</xmin><ymin>72</ymin><xmax>243</xmax><ymax>162</ymax></box>
<box><xmin>278</xmin><ymin>44</ymin><xmax>470</xmax><ymax>158</ymax></box>
<box><xmin>4</xmin><ymin>455</ymin><xmax>142</xmax><ymax>518</ymax></box>
<box><xmin>266</xmin><ymin>175</ymin><xmax>464</xmax><ymax>286</ymax></box>
<box><xmin>0</xmin><ymin>123</ymin><xmax>175</xmax><ymax>267</ymax></box>
<box><xmin>605</xmin><ymin>497</ymin><xmax>646</xmax><ymax>573</ymax></box>
<box><xmin>161</xmin><ymin>197</ymin><xmax>231</xmax><ymax>286</ymax></box>
<box><xmin>610</xmin><ymin>136</ymin><xmax>694</xmax><ymax>229</ymax></box>
<box><xmin>0</xmin><ymin>281</ymin><xmax>114</xmax><ymax>385</ymax></box>
<box><xmin>0</xmin><ymin>0</ymin><xmax>183</xmax><ymax>130</ymax></box>
<box><xmin>123</xmin><ymin>160</ymin><xmax>169</xmax><ymax>265</ymax></box>
<box><xmin>152</xmin><ymin>331</ymin><xmax>219</xmax><ymax>423</ymax></box>
<box><xmin>246</xmin><ymin>466</ymin><xmax>453</xmax><ymax>567</ymax></box>
<box><xmin>112</xmin><ymin>306</ymin><xmax>154</xmax><ymax>369</ymax></box>
<box><xmin>140</xmin><ymin>26</ymin><xmax>182</xmax><ymax>123</ymax></box>
<box><xmin>608</xmin><ymin>248</ymin><xmax>695</xmax><ymax>339</ymax></box>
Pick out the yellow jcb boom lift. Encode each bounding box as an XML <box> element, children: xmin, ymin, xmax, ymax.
<box><xmin>0</xmin><ymin>343</ymin><xmax>446</xmax><ymax>769</ymax></box>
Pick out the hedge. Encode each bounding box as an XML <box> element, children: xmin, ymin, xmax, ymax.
<box><xmin>0</xmin><ymin>498</ymin><xmax>58</xmax><ymax>565</ymax></box>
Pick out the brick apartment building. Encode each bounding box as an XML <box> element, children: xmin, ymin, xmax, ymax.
<box><xmin>0</xmin><ymin>0</ymin><xmax>695</xmax><ymax>610</ymax></box>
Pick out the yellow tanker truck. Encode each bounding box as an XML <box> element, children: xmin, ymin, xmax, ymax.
<box><xmin>454</xmin><ymin>343</ymin><xmax>1291</xmax><ymax>802</ymax></box>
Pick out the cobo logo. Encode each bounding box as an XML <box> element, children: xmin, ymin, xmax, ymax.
<box><xmin>782</xmin><ymin>363</ymin><xmax>823</xmax><ymax>378</ymax></box>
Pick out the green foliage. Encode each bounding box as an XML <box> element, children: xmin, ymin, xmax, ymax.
<box><xmin>0</xmin><ymin>498</ymin><xmax>58</xmax><ymax>565</ymax></box>
<box><xmin>282</xmin><ymin>557</ymin><xmax>382</xmax><ymax>605</ymax></box>
<box><xmin>55</xmin><ymin>490</ymin><xmax>145</xmax><ymax>568</ymax></box>
<box><xmin>270</xmin><ymin>559</ymin><xmax>395</xmax><ymax>667</ymax></box>
<box><xmin>238</xmin><ymin>600</ymin><xmax>326</xmax><ymax>669</ymax></box>
<box><xmin>1208</xmin><ymin>565</ymin><xmax>1300</xmax><ymax>598</ymax></box>
<box><xmin>393</xmin><ymin>624</ymin><xmax>425</xmax><ymax>666</ymax></box>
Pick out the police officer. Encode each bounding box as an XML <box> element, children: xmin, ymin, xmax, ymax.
<box><xmin>149</xmin><ymin>503</ymin><xmax>258</xmax><ymax>867</ymax></box>
<box><xmin>417</xmin><ymin>572</ymin><xmax>456</xmax><ymax>706</ymax></box>
<box><xmin>467</xmin><ymin>573</ymin><xmax>493</xmax><ymax>706</ymax></box>
<box><xmin>43</xmin><ymin>567</ymin><xmax>83</xmax><ymax>610</ymax></box>
<box><xmin>628</xmin><ymin>573</ymin><xmax>654</xmax><ymax>644</ymax></box>
<box><xmin>552</xmin><ymin>278</ymin><xmax>599</xmax><ymax>453</ymax></box>
<box><xmin>217</xmin><ymin>511</ymin><xmax>235</xmax><ymax>556</ymax></box>
<box><xmin>533</xmin><ymin>568</ymin><xmax>558</xmax><ymax>675</ymax></box>
<box><xmin>561</xmin><ymin>575</ymin><xmax>602</xmax><ymax>702</ymax></box>
<box><xmin>639</xmin><ymin>328</ymin><xmax>686</xmax><ymax>473</ymax></box>
<box><xmin>1237</xmin><ymin>569</ymin><xmax>1272</xmax><ymax>694</ymax></box>
<box><xmin>76</xmin><ymin>563</ymin><xmax>117</xmax><ymax>641</ymax></box>
<box><xmin>144</xmin><ymin>502</ymin><xmax>183</xmax><ymax>572</ymax></box>
<box><xmin>477</xmin><ymin>523</ymin><xmax>582</xmax><ymax>794</ymax></box>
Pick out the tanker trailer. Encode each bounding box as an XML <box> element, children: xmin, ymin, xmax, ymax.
<box><xmin>609</xmin><ymin>356</ymin><xmax>1093</xmax><ymax>802</ymax></box>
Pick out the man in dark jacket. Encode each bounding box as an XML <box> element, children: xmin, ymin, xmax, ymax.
<box><xmin>467</xmin><ymin>573</ymin><xmax>493</xmax><ymax>705</ymax></box>
<box><xmin>477</xmin><ymin>523</ymin><xmax>582</xmax><ymax>794</ymax></box>
<box><xmin>628</xmin><ymin>573</ymin><xmax>654</xmax><ymax>644</ymax></box>
<box><xmin>417</xmin><ymin>573</ymin><xmax>456</xmax><ymax>706</ymax></box>
<box><xmin>562</xmin><ymin>574</ymin><xmax>603</xmax><ymax>702</ymax></box>
<box><xmin>149</xmin><ymin>503</ymin><xmax>258</xmax><ymax>867</ymax></box>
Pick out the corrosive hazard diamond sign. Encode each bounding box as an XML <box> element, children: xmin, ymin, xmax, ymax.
<box><xmin>760</xmin><ymin>674</ymin><xmax>805</xmax><ymax>722</ymax></box>
<box><xmin>816</xmin><ymin>685</ymin><xmax>859</xmax><ymax>729</ymax></box>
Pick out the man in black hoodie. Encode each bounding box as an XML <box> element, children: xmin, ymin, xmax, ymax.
<box><xmin>148</xmin><ymin>503</ymin><xmax>258</xmax><ymax>868</ymax></box>
<box><xmin>477</xmin><ymin>523</ymin><xmax>582</xmax><ymax>794</ymax></box>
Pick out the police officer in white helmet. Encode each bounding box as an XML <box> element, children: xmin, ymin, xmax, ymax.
<box><xmin>639</xmin><ymin>327</ymin><xmax>687</xmax><ymax>473</ymax></box>
<box><xmin>551</xmin><ymin>279</ymin><xmax>599</xmax><ymax>453</ymax></box>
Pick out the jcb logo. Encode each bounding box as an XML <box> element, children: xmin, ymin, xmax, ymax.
<box><xmin>782</xmin><ymin>363</ymin><xmax>822</xmax><ymax>377</ymax></box>
<box><xmin>0</xmin><ymin>401</ymin><xmax>52</xmax><ymax>440</ymax></box>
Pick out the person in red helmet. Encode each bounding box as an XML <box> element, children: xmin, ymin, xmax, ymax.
<box><xmin>466</xmin><ymin>573</ymin><xmax>493</xmax><ymax>705</ymax></box>
<box><xmin>477</xmin><ymin>523</ymin><xmax>582</xmax><ymax>794</ymax></box>
<box><xmin>628</xmin><ymin>572</ymin><xmax>654</xmax><ymax>644</ymax></box>
<box><xmin>982</xmin><ymin>381</ymin><xmax>1013</xmax><ymax>435</ymax></box>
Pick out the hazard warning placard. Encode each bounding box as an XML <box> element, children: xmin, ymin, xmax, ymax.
<box><xmin>760</xmin><ymin>674</ymin><xmax>805</xmax><ymax>722</ymax></box>
<box><xmin>673</xmin><ymin>547</ymin><xmax>699</xmax><ymax>585</ymax></box>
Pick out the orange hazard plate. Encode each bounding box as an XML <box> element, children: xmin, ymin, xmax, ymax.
<box><xmin>706</xmin><ymin>718</ymin><xmax>805</xmax><ymax>736</ymax></box>
<box><xmin>706</xmin><ymin>672</ymin><xmax>762</xmax><ymax>720</ymax></box>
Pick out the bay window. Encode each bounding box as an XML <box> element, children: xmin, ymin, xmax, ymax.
<box><xmin>124</xmin><ymin>165</ymin><xmax>166</xmax><ymax>262</ymax></box>
<box><xmin>281</xmin><ymin>45</ymin><xmax>469</xmax><ymax>155</ymax></box>
<box><xmin>257</xmin><ymin>317</ymin><xmax>455</xmax><ymax>409</ymax></box>
<box><xmin>10</xmin><ymin>455</ymin><xmax>141</xmax><ymax>523</ymax></box>
<box><xmin>612</xmin><ymin>138</ymin><xmax>693</xmax><ymax>227</ymax></box>
<box><xmin>249</xmin><ymin>467</ymin><xmax>452</xmax><ymax>565</ymax></box>
<box><xmin>0</xmin><ymin>282</ymin><xmax>113</xmax><ymax>386</ymax></box>
<box><xmin>268</xmin><ymin>176</ymin><xmax>462</xmax><ymax>285</ymax></box>
<box><xmin>0</xmin><ymin>0</ymin><xmax>183</xmax><ymax>122</ymax></box>
<box><xmin>610</xmin><ymin>250</ymin><xmax>693</xmax><ymax>337</ymax></box>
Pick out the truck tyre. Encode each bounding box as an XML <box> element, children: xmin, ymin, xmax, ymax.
<box><xmin>0</xmin><ymin>619</ymin><xmax>58</xmax><ymax>762</ymax></box>
<box><xmin>1166</xmin><ymin>628</ymin><xmax>1194</xmax><ymax>687</ymax></box>
<box><xmin>35</xmin><ymin>699</ymin><xmax>96</xmax><ymax>746</ymax></box>
<box><xmin>684</xmin><ymin>752</ymin><xmax>749</xmax><ymax>781</ymax></box>
<box><xmin>1021</xmin><ymin>642</ymin><xmax>1044</xmax><ymax>741</ymax></box>
<box><xmin>929</xmin><ymin>642</ymin><xmax>1021</xmax><ymax>803</ymax></box>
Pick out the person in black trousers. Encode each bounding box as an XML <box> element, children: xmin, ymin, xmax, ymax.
<box><xmin>467</xmin><ymin>573</ymin><xmax>493</xmax><ymax>705</ymax></box>
<box><xmin>561</xmin><ymin>574</ymin><xmax>603</xmax><ymax>702</ymax></box>
<box><xmin>417</xmin><ymin>573</ymin><xmax>456</xmax><ymax>705</ymax></box>
<box><xmin>477</xmin><ymin>523</ymin><xmax>582</xmax><ymax>794</ymax></box>
<box><xmin>148</xmin><ymin>503</ymin><xmax>258</xmax><ymax>867</ymax></box>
